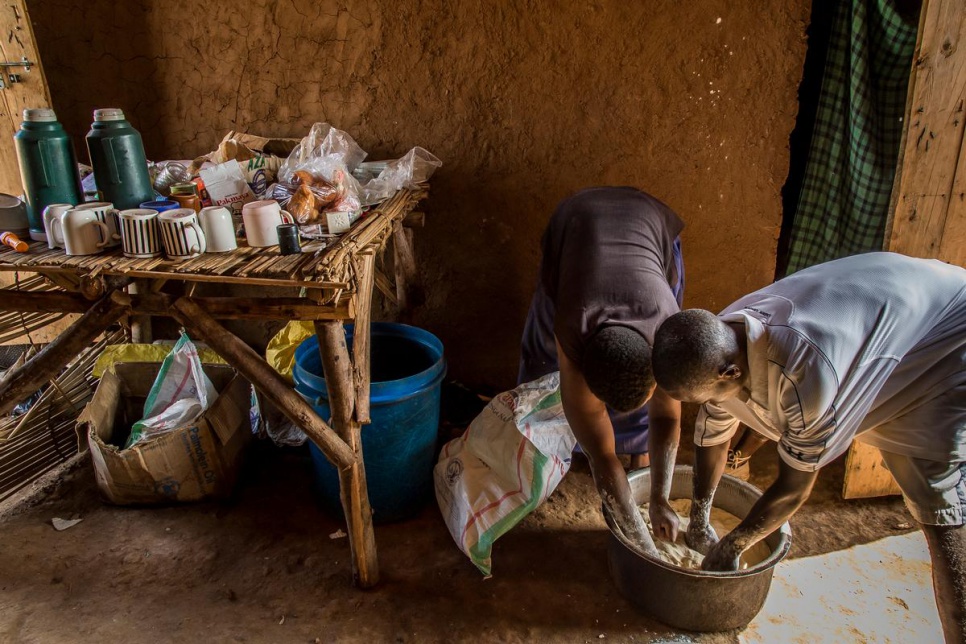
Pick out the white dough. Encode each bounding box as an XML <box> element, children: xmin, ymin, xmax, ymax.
<box><xmin>639</xmin><ymin>498</ymin><xmax>772</xmax><ymax>570</ymax></box>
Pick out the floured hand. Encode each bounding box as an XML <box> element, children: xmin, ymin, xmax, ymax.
<box><xmin>685</xmin><ymin>520</ymin><xmax>719</xmax><ymax>555</ymax></box>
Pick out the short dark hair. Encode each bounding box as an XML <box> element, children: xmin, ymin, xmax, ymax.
<box><xmin>652</xmin><ymin>309</ymin><xmax>730</xmax><ymax>393</ymax></box>
<box><xmin>583</xmin><ymin>326</ymin><xmax>654</xmax><ymax>412</ymax></box>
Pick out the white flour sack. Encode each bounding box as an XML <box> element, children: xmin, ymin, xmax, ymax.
<box><xmin>434</xmin><ymin>372</ymin><xmax>575</xmax><ymax>576</ymax></box>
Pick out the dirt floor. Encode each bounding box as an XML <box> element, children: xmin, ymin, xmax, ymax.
<box><xmin>0</xmin><ymin>421</ymin><xmax>923</xmax><ymax>644</ymax></box>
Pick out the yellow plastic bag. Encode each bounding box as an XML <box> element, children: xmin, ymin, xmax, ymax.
<box><xmin>92</xmin><ymin>343</ymin><xmax>228</xmax><ymax>378</ymax></box>
<box><xmin>265</xmin><ymin>321</ymin><xmax>316</xmax><ymax>383</ymax></box>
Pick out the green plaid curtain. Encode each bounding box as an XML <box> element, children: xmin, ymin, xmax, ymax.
<box><xmin>784</xmin><ymin>0</ymin><xmax>917</xmax><ymax>274</ymax></box>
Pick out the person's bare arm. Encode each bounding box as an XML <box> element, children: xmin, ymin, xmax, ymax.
<box><xmin>702</xmin><ymin>458</ymin><xmax>818</xmax><ymax>571</ymax></box>
<box><xmin>556</xmin><ymin>338</ymin><xmax>656</xmax><ymax>554</ymax></box>
<box><xmin>646</xmin><ymin>388</ymin><xmax>681</xmax><ymax>541</ymax></box>
<box><xmin>686</xmin><ymin>441</ymin><xmax>730</xmax><ymax>554</ymax></box>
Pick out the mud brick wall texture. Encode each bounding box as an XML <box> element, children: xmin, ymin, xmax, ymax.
<box><xmin>30</xmin><ymin>0</ymin><xmax>809</xmax><ymax>389</ymax></box>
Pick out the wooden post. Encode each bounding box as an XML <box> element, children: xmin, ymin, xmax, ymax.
<box><xmin>0</xmin><ymin>291</ymin><xmax>125</xmax><ymax>416</ymax></box>
<box><xmin>170</xmin><ymin>298</ymin><xmax>355</xmax><ymax>471</ymax></box>
<box><xmin>352</xmin><ymin>253</ymin><xmax>375</xmax><ymax>424</ymax></box>
<box><xmin>392</xmin><ymin>222</ymin><xmax>417</xmax><ymax>318</ymax></box>
<box><xmin>315</xmin><ymin>320</ymin><xmax>379</xmax><ymax>588</ymax></box>
<box><xmin>128</xmin><ymin>280</ymin><xmax>153</xmax><ymax>343</ymax></box>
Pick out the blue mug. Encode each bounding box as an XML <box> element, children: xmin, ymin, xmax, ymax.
<box><xmin>140</xmin><ymin>199</ymin><xmax>179</xmax><ymax>213</ymax></box>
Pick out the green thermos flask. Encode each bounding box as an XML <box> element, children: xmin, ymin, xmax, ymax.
<box><xmin>85</xmin><ymin>108</ymin><xmax>154</xmax><ymax>210</ymax></box>
<box><xmin>13</xmin><ymin>108</ymin><xmax>84</xmax><ymax>241</ymax></box>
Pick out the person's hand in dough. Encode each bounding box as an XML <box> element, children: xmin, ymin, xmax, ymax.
<box><xmin>648</xmin><ymin>497</ymin><xmax>680</xmax><ymax>542</ymax></box>
<box><xmin>701</xmin><ymin>536</ymin><xmax>742</xmax><ymax>571</ymax></box>
<box><xmin>685</xmin><ymin>518</ymin><xmax>719</xmax><ymax>554</ymax></box>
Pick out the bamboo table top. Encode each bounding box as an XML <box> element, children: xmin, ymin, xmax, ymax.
<box><xmin>0</xmin><ymin>187</ymin><xmax>427</xmax><ymax>292</ymax></box>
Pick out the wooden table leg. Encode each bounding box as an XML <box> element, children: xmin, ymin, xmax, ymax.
<box><xmin>127</xmin><ymin>279</ymin><xmax>153</xmax><ymax>343</ymax></box>
<box><xmin>0</xmin><ymin>291</ymin><xmax>125</xmax><ymax>416</ymax></box>
<box><xmin>170</xmin><ymin>298</ymin><xmax>355</xmax><ymax>471</ymax></box>
<box><xmin>316</xmin><ymin>320</ymin><xmax>380</xmax><ymax>588</ymax></box>
<box><xmin>352</xmin><ymin>253</ymin><xmax>375</xmax><ymax>424</ymax></box>
<box><xmin>392</xmin><ymin>222</ymin><xmax>417</xmax><ymax>321</ymax></box>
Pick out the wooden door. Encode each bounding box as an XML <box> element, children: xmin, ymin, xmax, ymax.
<box><xmin>0</xmin><ymin>1</ymin><xmax>74</xmax><ymax>343</ymax></box>
<box><xmin>0</xmin><ymin>0</ymin><xmax>52</xmax><ymax>196</ymax></box>
<box><xmin>844</xmin><ymin>0</ymin><xmax>965</xmax><ymax>499</ymax></box>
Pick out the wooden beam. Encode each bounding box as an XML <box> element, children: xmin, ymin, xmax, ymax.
<box><xmin>392</xmin><ymin>223</ymin><xmax>417</xmax><ymax>315</ymax></box>
<box><xmin>0</xmin><ymin>265</ymin><xmax>351</xmax><ymax>291</ymax></box>
<box><xmin>0</xmin><ymin>291</ymin><xmax>354</xmax><ymax>321</ymax></box>
<box><xmin>170</xmin><ymin>298</ymin><xmax>355</xmax><ymax>471</ymax></box>
<box><xmin>127</xmin><ymin>280</ymin><xmax>153</xmax><ymax>344</ymax></box>
<box><xmin>316</xmin><ymin>320</ymin><xmax>379</xmax><ymax>588</ymax></box>
<box><xmin>0</xmin><ymin>292</ymin><xmax>125</xmax><ymax>416</ymax></box>
<box><xmin>373</xmin><ymin>267</ymin><xmax>398</xmax><ymax>306</ymax></box>
<box><xmin>352</xmin><ymin>253</ymin><xmax>375</xmax><ymax>424</ymax></box>
<box><xmin>402</xmin><ymin>211</ymin><xmax>426</xmax><ymax>228</ymax></box>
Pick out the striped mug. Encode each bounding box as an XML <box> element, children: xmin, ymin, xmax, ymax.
<box><xmin>119</xmin><ymin>208</ymin><xmax>162</xmax><ymax>258</ymax></box>
<box><xmin>74</xmin><ymin>201</ymin><xmax>121</xmax><ymax>247</ymax></box>
<box><xmin>158</xmin><ymin>208</ymin><xmax>207</xmax><ymax>260</ymax></box>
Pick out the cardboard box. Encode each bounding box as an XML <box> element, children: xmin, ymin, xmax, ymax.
<box><xmin>76</xmin><ymin>363</ymin><xmax>251</xmax><ymax>505</ymax></box>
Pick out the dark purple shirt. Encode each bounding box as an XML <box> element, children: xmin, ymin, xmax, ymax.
<box><xmin>541</xmin><ymin>187</ymin><xmax>684</xmax><ymax>368</ymax></box>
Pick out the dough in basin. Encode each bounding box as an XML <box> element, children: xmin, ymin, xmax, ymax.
<box><xmin>639</xmin><ymin>498</ymin><xmax>772</xmax><ymax>570</ymax></box>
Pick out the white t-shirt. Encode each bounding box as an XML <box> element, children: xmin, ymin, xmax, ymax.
<box><xmin>695</xmin><ymin>252</ymin><xmax>966</xmax><ymax>472</ymax></box>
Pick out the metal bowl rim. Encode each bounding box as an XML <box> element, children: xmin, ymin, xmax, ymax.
<box><xmin>605</xmin><ymin>465</ymin><xmax>792</xmax><ymax>579</ymax></box>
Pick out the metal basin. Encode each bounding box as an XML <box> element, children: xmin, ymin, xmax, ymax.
<box><xmin>606</xmin><ymin>465</ymin><xmax>792</xmax><ymax>632</ymax></box>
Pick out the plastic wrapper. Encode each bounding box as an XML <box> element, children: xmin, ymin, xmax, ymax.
<box><xmin>124</xmin><ymin>333</ymin><xmax>217</xmax><ymax>448</ymax></box>
<box><xmin>271</xmin><ymin>123</ymin><xmax>366</xmax><ymax>225</ymax></box>
<box><xmin>358</xmin><ymin>147</ymin><xmax>442</xmax><ymax>206</ymax></box>
<box><xmin>270</xmin><ymin>123</ymin><xmax>441</xmax><ymax>232</ymax></box>
<box><xmin>250</xmin><ymin>387</ymin><xmax>306</xmax><ymax>447</ymax></box>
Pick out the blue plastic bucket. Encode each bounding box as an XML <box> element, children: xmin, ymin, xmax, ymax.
<box><xmin>294</xmin><ymin>323</ymin><xmax>446</xmax><ymax>523</ymax></box>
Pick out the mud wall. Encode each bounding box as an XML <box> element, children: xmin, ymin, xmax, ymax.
<box><xmin>30</xmin><ymin>0</ymin><xmax>809</xmax><ymax>390</ymax></box>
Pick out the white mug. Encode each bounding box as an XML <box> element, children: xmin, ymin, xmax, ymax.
<box><xmin>242</xmin><ymin>200</ymin><xmax>294</xmax><ymax>247</ymax></box>
<box><xmin>50</xmin><ymin>208</ymin><xmax>111</xmax><ymax>256</ymax></box>
<box><xmin>199</xmin><ymin>206</ymin><xmax>237</xmax><ymax>253</ymax></box>
<box><xmin>42</xmin><ymin>203</ymin><xmax>73</xmax><ymax>249</ymax></box>
<box><xmin>119</xmin><ymin>208</ymin><xmax>162</xmax><ymax>258</ymax></box>
<box><xmin>158</xmin><ymin>208</ymin><xmax>207</xmax><ymax>260</ymax></box>
<box><xmin>74</xmin><ymin>201</ymin><xmax>121</xmax><ymax>247</ymax></box>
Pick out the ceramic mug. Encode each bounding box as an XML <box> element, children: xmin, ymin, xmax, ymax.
<box><xmin>158</xmin><ymin>208</ymin><xmax>207</xmax><ymax>260</ymax></box>
<box><xmin>119</xmin><ymin>208</ymin><xmax>162</xmax><ymax>258</ymax></box>
<box><xmin>49</xmin><ymin>207</ymin><xmax>111</xmax><ymax>256</ymax></box>
<box><xmin>74</xmin><ymin>201</ymin><xmax>121</xmax><ymax>247</ymax></box>
<box><xmin>42</xmin><ymin>203</ymin><xmax>73</xmax><ymax>249</ymax></box>
<box><xmin>199</xmin><ymin>206</ymin><xmax>237</xmax><ymax>253</ymax></box>
<box><xmin>140</xmin><ymin>199</ymin><xmax>180</xmax><ymax>213</ymax></box>
<box><xmin>242</xmin><ymin>200</ymin><xmax>294</xmax><ymax>247</ymax></box>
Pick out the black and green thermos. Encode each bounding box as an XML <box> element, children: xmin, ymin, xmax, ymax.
<box><xmin>85</xmin><ymin>108</ymin><xmax>154</xmax><ymax>210</ymax></box>
<box><xmin>13</xmin><ymin>108</ymin><xmax>84</xmax><ymax>241</ymax></box>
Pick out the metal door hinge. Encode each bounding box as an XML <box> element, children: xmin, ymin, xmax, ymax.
<box><xmin>0</xmin><ymin>57</ymin><xmax>33</xmax><ymax>89</ymax></box>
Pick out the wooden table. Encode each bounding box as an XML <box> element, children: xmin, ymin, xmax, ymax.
<box><xmin>0</xmin><ymin>186</ymin><xmax>427</xmax><ymax>588</ymax></box>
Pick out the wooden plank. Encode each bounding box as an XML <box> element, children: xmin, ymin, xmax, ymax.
<box><xmin>351</xmin><ymin>253</ymin><xmax>375</xmax><ymax>423</ymax></box>
<box><xmin>884</xmin><ymin>0</ymin><xmax>930</xmax><ymax>242</ymax></box>
<box><xmin>392</xmin><ymin>223</ymin><xmax>417</xmax><ymax>313</ymax></box>
<box><xmin>842</xmin><ymin>441</ymin><xmax>902</xmax><ymax>500</ymax></box>
<box><xmin>0</xmin><ymin>291</ymin><xmax>124</xmax><ymax>416</ymax></box>
<box><xmin>888</xmin><ymin>0</ymin><xmax>966</xmax><ymax>261</ymax></box>
<box><xmin>316</xmin><ymin>320</ymin><xmax>379</xmax><ymax>588</ymax></box>
<box><xmin>0</xmin><ymin>264</ymin><xmax>349</xmax><ymax>291</ymax></box>
<box><xmin>0</xmin><ymin>290</ymin><xmax>355</xmax><ymax>321</ymax></box>
<box><xmin>940</xmin><ymin>110</ymin><xmax>966</xmax><ymax>264</ymax></box>
<box><xmin>0</xmin><ymin>0</ymin><xmax>53</xmax><ymax>195</ymax></box>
